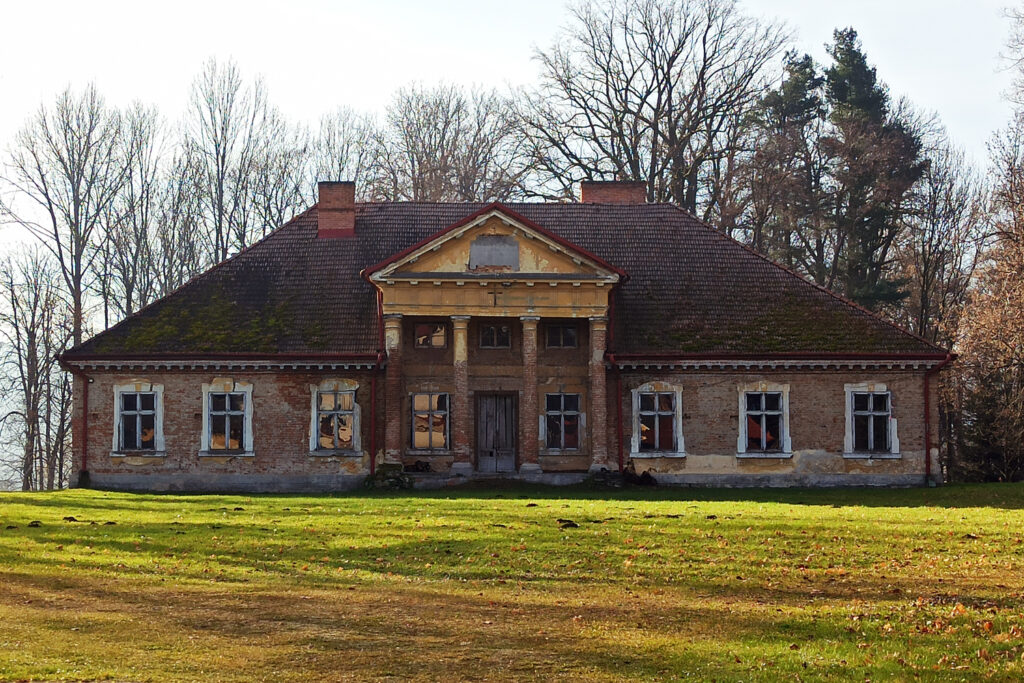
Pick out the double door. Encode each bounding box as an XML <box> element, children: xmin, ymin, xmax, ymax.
<box><xmin>476</xmin><ymin>393</ymin><xmax>516</xmax><ymax>473</ymax></box>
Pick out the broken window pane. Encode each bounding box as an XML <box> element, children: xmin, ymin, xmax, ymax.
<box><xmin>338</xmin><ymin>392</ymin><xmax>354</xmax><ymax>411</ymax></box>
<box><xmin>747</xmin><ymin>416</ymin><xmax>762</xmax><ymax>452</ymax></box>
<box><xmin>140</xmin><ymin>393</ymin><xmax>155</xmax><ymax>411</ymax></box>
<box><xmin>122</xmin><ymin>393</ymin><xmax>137</xmax><ymax>412</ymax></box>
<box><xmin>764</xmin><ymin>393</ymin><xmax>781</xmax><ymax>412</ymax></box>
<box><xmin>229</xmin><ymin>393</ymin><xmax>245</xmax><ymax>412</ymax></box>
<box><xmin>319</xmin><ymin>415</ymin><xmax>334</xmax><ymax>449</ymax></box>
<box><xmin>639</xmin><ymin>414</ymin><xmax>656</xmax><ymax>450</ymax></box>
<box><xmin>337</xmin><ymin>415</ymin><xmax>353</xmax><ymax>449</ymax></box>
<box><xmin>640</xmin><ymin>394</ymin><xmax>655</xmax><ymax>412</ymax></box>
<box><xmin>658</xmin><ymin>393</ymin><xmax>674</xmax><ymax>412</ymax></box>
<box><xmin>415</xmin><ymin>323</ymin><xmax>446</xmax><ymax>348</ymax></box>
<box><xmin>746</xmin><ymin>393</ymin><xmax>761</xmax><ymax>412</ymax></box>
<box><xmin>546</xmin><ymin>394</ymin><xmax>561</xmax><ymax>412</ymax></box>
<box><xmin>854</xmin><ymin>393</ymin><xmax>870</xmax><ymax>411</ymax></box>
<box><xmin>211</xmin><ymin>393</ymin><xmax>226</xmax><ymax>412</ymax></box>
<box><xmin>564</xmin><ymin>394</ymin><xmax>580</xmax><ymax>413</ymax></box>
<box><xmin>872</xmin><ymin>394</ymin><xmax>888</xmax><ymax>412</ymax></box>
<box><xmin>140</xmin><ymin>414</ymin><xmax>155</xmax><ymax>449</ymax></box>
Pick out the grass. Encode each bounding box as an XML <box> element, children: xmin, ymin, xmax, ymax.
<box><xmin>1</xmin><ymin>483</ymin><xmax>1024</xmax><ymax>681</ymax></box>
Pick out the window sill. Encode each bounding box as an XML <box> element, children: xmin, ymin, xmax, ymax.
<box><xmin>309</xmin><ymin>450</ymin><xmax>361</xmax><ymax>457</ymax></box>
<box><xmin>110</xmin><ymin>451</ymin><xmax>166</xmax><ymax>458</ymax></box>
<box><xmin>843</xmin><ymin>452</ymin><xmax>901</xmax><ymax>460</ymax></box>
<box><xmin>198</xmin><ymin>450</ymin><xmax>255</xmax><ymax>458</ymax></box>
<box><xmin>630</xmin><ymin>452</ymin><xmax>686</xmax><ymax>459</ymax></box>
<box><xmin>736</xmin><ymin>452</ymin><xmax>793</xmax><ymax>459</ymax></box>
<box><xmin>405</xmin><ymin>449</ymin><xmax>452</xmax><ymax>457</ymax></box>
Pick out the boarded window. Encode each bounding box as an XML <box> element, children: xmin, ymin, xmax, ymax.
<box><xmin>317</xmin><ymin>389</ymin><xmax>356</xmax><ymax>450</ymax></box>
<box><xmin>411</xmin><ymin>393</ymin><xmax>449</xmax><ymax>450</ymax></box>
<box><xmin>469</xmin><ymin>235</ymin><xmax>518</xmax><ymax>270</ymax></box>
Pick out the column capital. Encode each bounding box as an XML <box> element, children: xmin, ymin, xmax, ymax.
<box><xmin>588</xmin><ymin>316</ymin><xmax>609</xmax><ymax>323</ymax></box>
<box><xmin>450</xmin><ymin>315</ymin><xmax>471</xmax><ymax>325</ymax></box>
<box><xmin>519</xmin><ymin>315</ymin><xmax>540</xmax><ymax>323</ymax></box>
<box><xmin>383</xmin><ymin>313</ymin><xmax>403</xmax><ymax>322</ymax></box>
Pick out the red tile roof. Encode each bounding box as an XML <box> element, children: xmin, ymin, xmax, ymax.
<box><xmin>65</xmin><ymin>202</ymin><xmax>946</xmax><ymax>359</ymax></box>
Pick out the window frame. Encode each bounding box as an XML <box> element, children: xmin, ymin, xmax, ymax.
<box><xmin>309</xmin><ymin>379</ymin><xmax>361</xmax><ymax>455</ymax></box>
<box><xmin>630</xmin><ymin>382</ymin><xmax>685</xmax><ymax>458</ymax></box>
<box><xmin>479</xmin><ymin>323</ymin><xmax>512</xmax><ymax>349</ymax></box>
<box><xmin>545</xmin><ymin>323</ymin><xmax>578</xmax><ymax>349</ymax></box>
<box><xmin>199</xmin><ymin>380</ymin><xmax>254</xmax><ymax>457</ymax></box>
<box><xmin>843</xmin><ymin>383</ymin><xmax>900</xmax><ymax>458</ymax></box>
<box><xmin>736</xmin><ymin>382</ymin><xmax>792</xmax><ymax>458</ymax></box>
<box><xmin>413</xmin><ymin>321</ymin><xmax>448</xmax><ymax>349</ymax></box>
<box><xmin>111</xmin><ymin>381</ymin><xmax>165</xmax><ymax>456</ymax></box>
<box><xmin>542</xmin><ymin>392</ymin><xmax>584</xmax><ymax>452</ymax></box>
<box><xmin>409</xmin><ymin>392</ymin><xmax>450</xmax><ymax>452</ymax></box>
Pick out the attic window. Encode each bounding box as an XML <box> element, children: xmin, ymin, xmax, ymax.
<box><xmin>469</xmin><ymin>235</ymin><xmax>518</xmax><ymax>271</ymax></box>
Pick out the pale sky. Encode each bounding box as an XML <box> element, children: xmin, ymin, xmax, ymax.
<box><xmin>0</xmin><ymin>0</ymin><xmax>1014</xmax><ymax>179</ymax></box>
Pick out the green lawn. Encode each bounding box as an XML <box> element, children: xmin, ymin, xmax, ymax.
<box><xmin>1</xmin><ymin>484</ymin><xmax>1023</xmax><ymax>681</ymax></box>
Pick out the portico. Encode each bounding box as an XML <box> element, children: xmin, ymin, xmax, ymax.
<box><xmin>364</xmin><ymin>205</ymin><xmax>623</xmax><ymax>475</ymax></box>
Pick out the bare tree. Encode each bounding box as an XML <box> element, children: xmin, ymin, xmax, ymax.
<box><xmin>369</xmin><ymin>84</ymin><xmax>526</xmax><ymax>201</ymax></box>
<box><xmin>0</xmin><ymin>249</ymin><xmax>72</xmax><ymax>490</ymax></box>
<box><xmin>518</xmin><ymin>0</ymin><xmax>789</xmax><ymax>207</ymax></box>
<box><xmin>314</xmin><ymin>107</ymin><xmax>377</xmax><ymax>191</ymax></box>
<box><xmin>0</xmin><ymin>85</ymin><xmax>126</xmax><ymax>346</ymax></box>
<box><xmin>186</xmin><ymin>58</ymin><xmax>272</xmax><ymax>260</ymax></box>
<box><xmin>154</xmin><ymin>144</ymin><xmax>206</xmax><ymax>296</ymax></box>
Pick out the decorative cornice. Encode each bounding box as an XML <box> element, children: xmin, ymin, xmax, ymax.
<box><xmin>63</xmin><ymin>359</ymin><xmax>381</xmax><ymax>372</ymax></box>
<box><xmin>611</xmin><ymin>358</ymin><xmax>944</xmax><ymax>371</ymax></box>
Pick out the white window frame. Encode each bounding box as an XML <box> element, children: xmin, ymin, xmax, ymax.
<box><xmin>737</xmin><ymin>382</ymin><xmax>792</xmax><ymax>458</ymax></box>
<box><xmin>112</xmin><ymin>380</ymin><xmax>165</xmax><ymax>456</ymax></box>
<box><xmin>844</xmin><ymin>382</ymin><xmax>900</xmax><ymax>458</ymax></box>
<box><xmin>309</xmin><ymin>379</ymin><xmax>361</xmax><ymax>455</ymax></box>
<box><xmin>630</xmin><ymin>382</ymin><xmax>685</xmax><ymax>458</ymax></box>
<box><xmin>199</xmin><ymin>379</ymin><xmax>254</xmax><ymax>457</ymax></box>
<box><xmin>541</xmin><ymin>392</ymin><xmax>586</xmax><ymax>453</ymax></box>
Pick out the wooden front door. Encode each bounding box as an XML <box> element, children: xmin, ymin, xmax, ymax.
<box><xmin>477</xmin><ymin>394</ymin><xmax>516</xmax><ymax>473</ymax></box>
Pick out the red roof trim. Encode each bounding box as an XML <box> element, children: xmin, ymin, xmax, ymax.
<box><xmin>61</xmin><ymin>351</ymin><xmax>380</xmax><ymax>362</ymax></box>
<box><xmin>610</xmin><ymin>351</ymin><xmax>952</xmax><ymax>361</ymax></box>
<box><xmin>361</xmin><ymin>202</ymin><xmax>628</xmax><ymax>280</ymax></box>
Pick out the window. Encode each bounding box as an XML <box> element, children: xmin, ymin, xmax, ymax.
<box><xmin>309</xmin><ymin>379</ymin><xmax>361</xmax><ymax>453</ymax></box>
<box><xmin>638</xmin><ymin>392</ymin><xmax>676</xmax><ymax>452</ymax></box>
<box><xmin>209</xmin><ymin>392</ymin><xmax>247</xmax><ymax>451</ymax></box>
<box><xmin>737</xmin><ymin>383</ymin><xmax>791</xmax><ymax>456</ymax></box>
<box><xmin>200</xmin><ymin>380</ymin><xmax>254</xmax><ymax>456</ymax></box>
<box><xmin>318</xmin><ymin>390</ymin><xmax>355</xmax><ymax>450</ymax></box>
<box><xmin>844</xmin><ymin>384</ymin><xmax>899</xmax><ymax>457</ymax></box>
<box><xmin>546</xmin><ymin>323</ymin><xmax>577</xmax><ymax>348</ymax></box>
<box><xmin>630</xmin><ymin>382</ymin><xmax>685</xmax><ymax>457</ymax></box>
<box><xmin>112</xmin><ymin>381</ymin><xmax>164</xmax><ymax>455</ymax></box>
<box><xmin>414</xmin><ymin>322</ymin><xmax>447</xmax><ymax>348</ymax></box>
<box><xmin>545</xmin><ymin>393</ymin><xmax>581</xmax><ymax>450</ymax></box>
<box><xmin>411</xmin><ymin>392</ymin><xmax>449</xmax><ymax>450</ymax></box>
<box><xmin>480</xmin><ymin>323</ymin><xmax>511</xmax><ymax>349</ymax></box>
<box><xmin>744</xmin><ymin>392</ymin><xmax>783</xmax><ymax>452</ymax></box>
<box><xmin>120</xmin><ymin>392</ymin><xmax>156</xmax><ymax>450</ymax></box>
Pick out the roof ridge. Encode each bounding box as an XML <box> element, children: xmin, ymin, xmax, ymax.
<box><xmin>63</xmin><ymin>205</ymin><xmax>317</xmax><ymax>357</ymax></box>
<box><xmin>666</xmin><ymin>204</ymin><xmax>947</xmax><ymax>354</ymax></box>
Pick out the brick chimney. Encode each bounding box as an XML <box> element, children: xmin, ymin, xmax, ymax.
<box><xmin>318</xmin><ymin>181</ymin><xmax>356</xmax><ymax>238</ymax></box>
<box><xmin>580</xmin><ymin>181</ymin><xmax>648</xmax><ymax>204</ymax></box>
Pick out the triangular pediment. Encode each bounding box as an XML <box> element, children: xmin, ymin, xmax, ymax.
<box><xmin>367</xmin><ymin>205</ymin><xmax>623</xmax><ymax>284</ymax></box>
